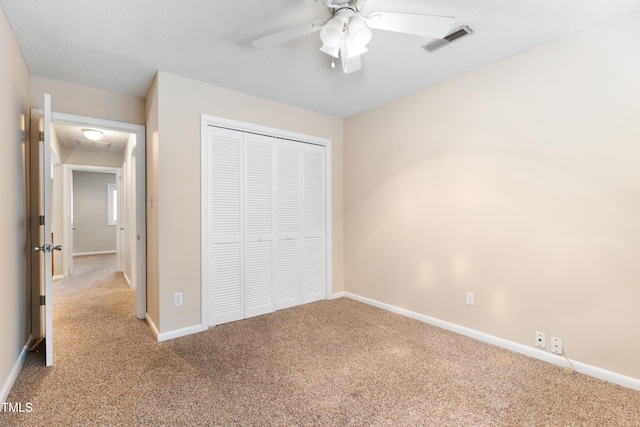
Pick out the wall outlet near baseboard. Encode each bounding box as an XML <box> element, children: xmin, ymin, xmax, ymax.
<box><xmin>551</xmin><ymin>336</ymin><xmax>563</xmax><ymax>354</ymax></box>
<box><xmin>535</xmin><ymin>331</ymin><xmax>546</xmax><ymax>349</ymax></box>
<box><xmin>465</xmin><ymin>292</ymin><xmax>475</xmax><ymax>306</ymax></box>
<box><xmin>174</xmin><ymin>292</ymin><xmax>183</xmax><ymax>307</ymax></box>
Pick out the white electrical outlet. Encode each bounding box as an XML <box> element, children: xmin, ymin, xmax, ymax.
<box><xmin>535</xmin><ymin>331</ymin><xmax>546</xmax><ymax>349</ymax></box>
<box><xmin>174</xmin><ymin>292</ymin><xmax>183</xmax><ymax>307</ymax></box>
<box><xmin>465</xmin><ymin>292</ymin><xmax>475</xmax><ymax>306</ymax></box>
<box><xmin>551</xmin><ymin>337</ymin><xmax>563</xmax><ymax>355</ymax></box>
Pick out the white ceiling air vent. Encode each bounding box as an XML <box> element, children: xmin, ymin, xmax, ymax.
<box><xmin>77</xmin><ymin>139</ymin><xmax>111</xmax><ymax>149</ymax></box>
<box><xmin>94</xmin><ymin>141</ymin><xmax>111</xmax><ymax>149</ymax></box>
<box><xmin>423</xmin><ymin>25</ymin><xmax>473</xmax><ymax>53</ymax></box>
<box><xmin>77</xmin><ymin>139</ymin><xmax>94</xmax><ymax>148</ymax></box>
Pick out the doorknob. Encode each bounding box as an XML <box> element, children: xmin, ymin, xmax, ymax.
<box><xmin>34</xmin><ymin>244</ymin><xmax>62</xmax><ymax>253</ymax></box>
<box><xmin>71</xmin><ymin>226</ymin><xmax>78</xmax><ymax>230</ymax></box>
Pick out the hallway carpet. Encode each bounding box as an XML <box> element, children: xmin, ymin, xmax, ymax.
<box><xmin>3</xmin><ymin>254</ymin><xmax>640</xmax><ymax>426</ymax></box>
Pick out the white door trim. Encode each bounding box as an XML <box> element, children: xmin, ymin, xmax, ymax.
<box><xmin>201</xmin><ymin>114</ymin><xmax>332</xmax><ymax>328</ymax></box>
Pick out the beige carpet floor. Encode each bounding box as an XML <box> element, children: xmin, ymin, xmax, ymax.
<box><xmin>3</xmin><ymin>254</ymin><xmax>640</xmax><ymax>426</ymax></box>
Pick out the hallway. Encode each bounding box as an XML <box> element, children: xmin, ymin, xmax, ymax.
<box><xmin>55</xmin><ymin>254</ymin><xmax>133</xmax><ymax>331</ymax></box>
<box><xmin>51</xmin><ymin>254</ymin><xmax>139</xmax><ymax>368</ymax></box>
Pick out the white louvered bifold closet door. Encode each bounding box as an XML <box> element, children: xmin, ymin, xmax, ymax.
<box><xmin>244</xmin><ymin>134</ymin><xmax>276</xmax><ymax>318</ymax></box>
<box><xmin>207</xmin><ymin>127</ymin><xmax>244</xmax><ymax>326</ymax></box>
<box><xmin>275</xmin><ymin>140</ymin><xmax>302</xmax><ymax>310</ymax></box>
<box><xmin>206</xmin><ymin>124</ymin><xmax>327</xmax><ymax>326</ymax></box>
<box><xmin>301</xmin><ymin>144</ymin><xmax>326</xmax><ymax>303</ymax></box>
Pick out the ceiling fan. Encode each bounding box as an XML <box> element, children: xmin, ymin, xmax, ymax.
<box><xmin>252</xmin><ymin>0</ymin><xmax>455</xmax><ymax>74</ymax></box>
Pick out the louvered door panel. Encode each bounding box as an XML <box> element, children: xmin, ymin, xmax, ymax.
<box><xmin>209</xmin><ymin>243</ymin><xmax>242</xmax><ymax>324</ymax></box>
<box><xmin>276</xmin><ymin>238</ymin><xmax>300</xmax><ymax>308</ymax></box>
<box><xmin>207</xmin><ymin>126</ymin><xmax>243</xmax><ymax>325</ymax></box>
<box><xmin>246</xmin><ymin>138</ymin><xmax>273</xmax><ymax>236</ymax></box>
<box><xmin>244</xmin><ymin>134</ymin><xmax>275</xmax><ymax>318</ymax></box>
<box><xmin>246</xmin><ymin>240</ymin><xmax>273</xmax><ymax>313</ymax></box>
<box><xmin>303</xmin><ymin>237</ymin><xmax>325</xmax><ymax>302</ymax></box>
<box><xmin>302</xmin><ymin>144</ymin><xmax>326</xmax><ymax>303</ymax></box>
<box><xmin>275</xmin><ymin>141</ymin><xmax>302</xmax><ymax>309</ymax></box>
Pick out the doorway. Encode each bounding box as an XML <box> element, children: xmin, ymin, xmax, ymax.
<box><xmin>67</xmin><ymin>168</ymin><xmax>119</xmax><ymax>273</ymax></box>
<box><xmin>47</xmin><ymin>111</ymin><xmax>146</xmax><ymax>320</ymax></box>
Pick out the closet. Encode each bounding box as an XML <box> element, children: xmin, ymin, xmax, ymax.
<box><xmin>204</xmin><ymin>124</ymin><xmax>328</xmax><ymax>327</ymax></box>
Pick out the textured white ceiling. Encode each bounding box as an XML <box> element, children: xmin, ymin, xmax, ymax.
<box><xmin>2</xmin><ymin>0</ymin><xmax>640</xmax><ymax>118</ymax></box>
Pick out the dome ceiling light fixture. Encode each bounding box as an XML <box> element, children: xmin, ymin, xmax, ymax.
<box><xmin>81</xmin><ymin>128</ymin><xmax>103</xmax><ymax>141</ymax></box>
<box><xmin>252</xmin><ymin>0</ymin><xmax>455</xmax><ymax>74</ymax></box>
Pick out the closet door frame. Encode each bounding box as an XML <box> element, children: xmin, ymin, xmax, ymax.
<box><xmin>201</xmin><ymin>115</ymin><xmax>332</xmax><ymax>328</ymax></box>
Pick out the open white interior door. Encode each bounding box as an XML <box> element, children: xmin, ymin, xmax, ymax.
<box><xmin>34</xmin><ymin>94</ymin><xmax>57</xmax><ymax>366</ymax></box>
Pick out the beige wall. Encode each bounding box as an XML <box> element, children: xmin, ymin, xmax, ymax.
<box><xmin>151</xmin><ymin>71</ymin><xmax>344</xmax><ymax>333</ymax></box>
<box><xmin>0</xmin><ymin>4</ymin><xmax>31</xmax><ymax>399</ymax></box>
<box><xmin>31</xmin><ymin>76</ymin><xmax>145</xmax><ymax>125</ymax></box>
<box><xmin>344</xmin><ymin>10</ymin><xmax>640</xmax><ymax>379</ymax></box>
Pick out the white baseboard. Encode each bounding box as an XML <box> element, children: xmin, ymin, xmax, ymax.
<box><xmin>1</xmin><ymin>335</ymin><xmax>32</xmax><ymax>403</ymax></box>
<box><xmin>73</xmin><ymin>251</ymin><xmax>116</xmax><ymax>256</ymax></box>
<box><xmin>331</xmin><ymin>291</ymin><xmax>345</xmax><ymax>299</ymax></box>
<box><xmin>157</xmin><ymin>324</ymin><xmax>207</xmax><ymax>342</ymax></box>
<box><xmin>123</xmin><ymin>273</ymin><xmax>132</xmax><ymax>289</ymax></box>
<box><xmin>145</xmin><ymin>313</ymin><xmax>160</xmax><ymax>340</ymax></box>
<box><xmin>145</xmin><ymin>314</ymin><xmax>207</xmax><ymax>342</ymax></box>
<box><xmin>344</xmin><ymin>292</ymin><xmax>640</xmax><ymax>391</ymax></box>
<box><xmin>52</xmin><ymin>275</ymin><xmax>64</xmax><ymax>281</ymax></box>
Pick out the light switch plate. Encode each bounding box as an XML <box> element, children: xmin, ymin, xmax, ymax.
<box><xmin>465</xmin><ymin>292</ymin><xmax>475</xmax><ymax>306</ymax></box>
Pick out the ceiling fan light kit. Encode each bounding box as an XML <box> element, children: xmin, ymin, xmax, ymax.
<box><xmin>252</xmin><ymin>0</ymin><xmax>456</xmax><ymax>74</ymax></box>
<box><xmin>319</xmin><ymin>8</ymin><xmax>372</xmax><ymax>59</ymax></box>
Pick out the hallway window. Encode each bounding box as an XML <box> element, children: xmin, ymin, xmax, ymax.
<box><xmin>107</xmin><ymin>183</ymin><xmax>117</xmax><ymax>225</ymax></box>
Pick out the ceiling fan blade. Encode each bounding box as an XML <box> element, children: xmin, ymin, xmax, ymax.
<box><xmin>366</xmin><ymin>11</ymin><xmax>454</xmax><ymax>39</ymax></box>
<box><xmin>252</xmin><ymin>20</ymin><xmax>324</xmax><ymax>48</ymax></box>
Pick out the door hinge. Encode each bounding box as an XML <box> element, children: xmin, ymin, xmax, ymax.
<box><xmin>39</xmin><ymin>215</ymin><xmax>45</xmax><ymax>225</ymax></box>
<box><xmin>39</xmin><ymin>131</ymin><xmax>44</xmax><ymax>142</ymax></box>
<box><xmin>40</xmin><ymin>295</ymin><xmax>46</xmax><ymax>306</ymax></box>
